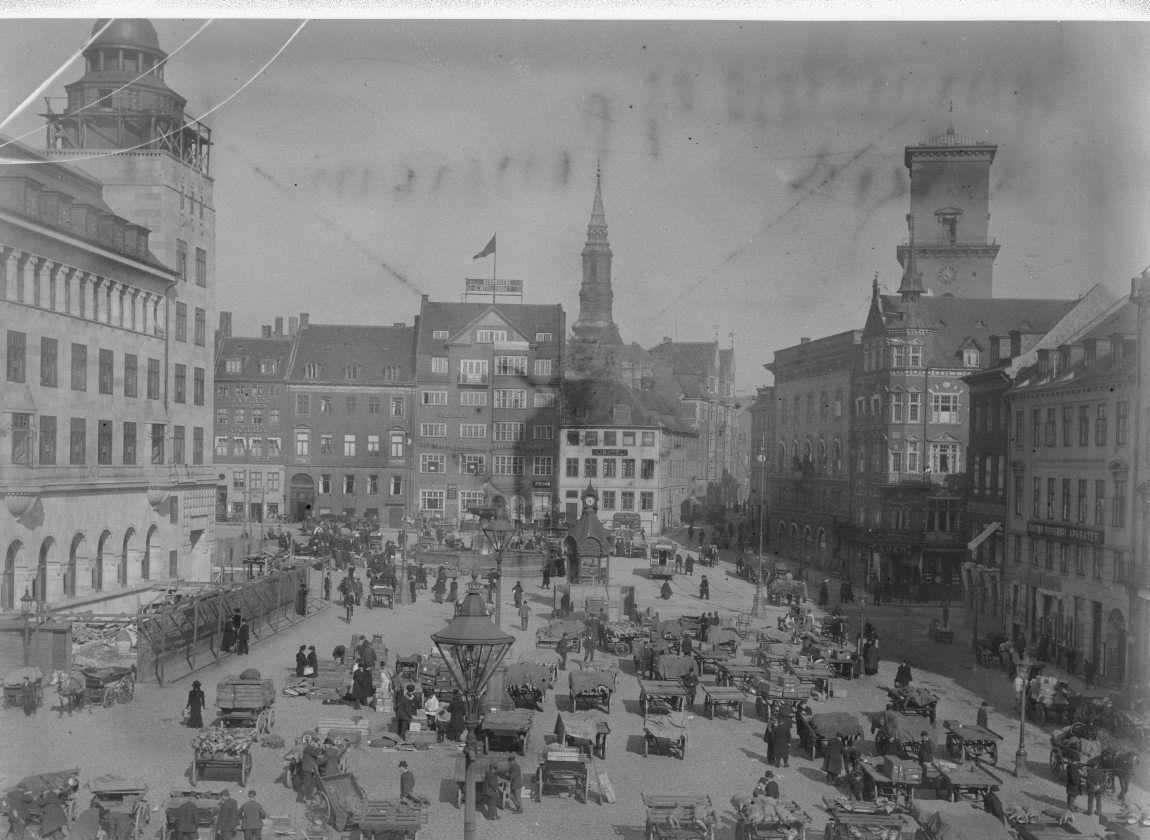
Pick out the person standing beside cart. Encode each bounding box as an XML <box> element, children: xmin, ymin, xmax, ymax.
<box><xmin>215</xmin><ymin>790</ymin><xmax>239</xmax><ymax>840</ymax></box>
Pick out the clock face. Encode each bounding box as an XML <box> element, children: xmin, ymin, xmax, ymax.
<box><xmin>939</xmin><ymin>266</ymin><xmax>957</xmax><ymax>285</ymax></box>
<box><xmin>584</xmin><ymin>495</ymin><xmax>597</xmax><ymax>509</ymax></box>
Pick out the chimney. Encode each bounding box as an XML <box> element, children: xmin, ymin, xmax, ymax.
<box><xmin>299</xmin><ymin>312</ymin><xmax>309</xmax><ymax>330</ymax></box>
<box><xmin>288</xmin><ymin>316</ymin><xmax>298</xmax><ymax>335</ymax></box>
<box><xmin>261</xmin><ymin>325</ymin><xmax>272</xmax><ymax>338</ymax></box>
<box><xmin>800</xmin><ymin>337</ymin><xmax>811</xmax><ymax>344</ymax></box>
<box><xmin>218</xmin><ymin>310</ymin><xmax>232</xmax><ymax>338</ymax></box>
<box><xmin>392</xmin><ymin>322</ymin><xmax>406</xmax><ymax>328</ymax></box>
<box><xmin>1009</xmin><ymin>330</ymin><xmax>1022</xmax><ymax>359</ymax></box>
<box><xmin>274</xmin><ymin>317</ymin><xmax>284</xmax><ymax>336</ymax></box>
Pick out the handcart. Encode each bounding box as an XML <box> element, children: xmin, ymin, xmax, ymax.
<box><xmin>868</xmin><ymin>710</ymin><xmax>938</xmax><ymax>761</ymax></box>
<box><xmin>886</xmin><ymin>687</ymin><xmax>938</xmax><ymax>724</ymax></box>
<box><xmin>516</xmin><ymin>648</ymin><xmax>561</xmax><ymax>685</ymax></box>
<box><xmin>305</xmin><ymin>772</ymin><xmax>427</xmax><ymax>837</ymax></box>
<box><xmin>702</xmin><ymin>684</ymin><xmax>745</xmax><ymax>720</ymax></box>
<box><xmin>535</xmin><ymin>620</ymin><xmax>584</xmax><ymax>652</ymax></box>
<box><xmin>642</xmin><ymin>793</ymin><xmax>716</xmax><ymax>840</ymax></box>
<box><xmin>930</xmin><ymin>759</ymin><xmax>1003</xmax><ymax>802</ymax></box>
<box><xmin>215</xmin><ymin>675</ymin><xmax>276</xmax><ymax>733</ymax></box>
<box><xmin>158</xmin><ymin>790</ymin><xmax>225</xmax><ymax>840</ymax></box>
<box><xmin>942</xmin><ymin>719</ymin><xmax>1003</xmax><ymax>765</ymax></box>
<box><xmin>603</xmin><ymin>621</ymin><xmax>651</xmax><ymax>656</ymax></box>
<box><xmin>365</xmin><ymin>583</ymin><xmax>394</xmax><ymax>609</ymax></box>
<box><xmin>190</xmin><ymin>724</ymin><xmax>255</xmax><ymax>787</ymax></box>
<box><xmin>537</xmin><ymin>747</ymin><xmax>590</xmax><ymax>803</ymax></box>
<box><xmin>753</xmin><ymin>677</ymin><xmax>807</xmax><ymax>717</ymax></box>
<box><xmin>504</xmin><ymin>662</ymin><xmax>553</xmax><ymax>711</ymax></box>
<box><xmin>654</xmin><ymin>654</ymin><xmax>696</xmax><ymax>682</ymax></box>
<box><xmin>3</xmin><ymin>667</ymin><xmax>44</xmax><ymax>709</ymax></box>
<box><xmin>0</xmin><ymin>769</ymin><xmax>81</xmax><ymax>838</ymax></box>
<box><xmin>87</xmin><ymin>776</ymin><xmax>148</xmax><ymax>840</ymax></box>
<box><xmin>1047</xmin><ymin>722</ymin><xmax>1102</xmax><ymax>779</ymax></box>
<box><xmin>917</xmin><ymin>801</ymin><xmax>1015</xmax><ymax>840</ymax></box>
<box><xmin>649</xmin><ymin>544</ymin><xmax>677</xmax><ymax>580</ymax></box>
<box><xmin>639</xmin><ymin>679</ymin><xmax>688</xmax><ymax>716</ymax></box>
<box><xmin>478</xmin><ymin>708</ymin><xmax>534</xmax><ymax>755</ymax></box>
<box><xmin>554</xmin><ymin>711</ymin><xmax>610</xmax><ymax>759</ymax></box>
<box><xmin>716</xmin><ymin>662</ymin><xmax>766</xmax><ymax>691</ymax></box>
<box><xmin>641</xmin><ymin>712</ymin><xmax>691</xmax><ymax>759</ymax></box>
<box><xmin>823</xmin><ymin>652</ymin><xmax>861</xmax><ymax>680</ymax></box>
<box><xmin>568</xmin><ymin>669</ymin><xmax>616</xmax><ymax>713</ymax></box>
<box><xmin>858</xmin><ymin>758</ymin><xmax>922</xmax><ymax>808</ymax></box>
<box><xmin>692</xmin><ymin>646</ymin><xmax>734</xmax><ymax>677</ymax></box>
<box><xmin>807</xmin><ymin>712</ymin><xmax>865</xmax><ymax>759</ymax></box>
<box><xmin>1027</xmin><ymin>676</ymin><xmax>1074</xmax><ymax>725</ymax></box>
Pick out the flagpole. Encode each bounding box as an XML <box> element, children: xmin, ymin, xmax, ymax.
<box><xmin>492</xmin><ymin>236</ymin><xmax>497</xmax><ymax>305</ymax></box>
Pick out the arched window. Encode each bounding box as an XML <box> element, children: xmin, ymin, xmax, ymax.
<box><xmin>66</xmin><ymin>533</ymin><xmax>85</xmax><ymax>598</ymax></box>
<box><xmin>2</xmin><ymin>540</ymin><xmax>23</xmax><ymax>611</ymax></box>
<box><xmin>95</xmin><ymin>530</ymin><xmax>110</xmax><ymax>592</ymax></box>
<box><xmin>120</xmin><ymin>528</ymin><xmax>134</xmax><ymax>586</ymax></box>
<box><xmin>35</xmin><ymin>538</ymin><xmax>54</xmax><ymax>603</ymax></box>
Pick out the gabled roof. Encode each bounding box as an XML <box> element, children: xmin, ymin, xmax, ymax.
<box><xmin>648</xmin><ymin>340</ymin><xmax>719</xmax><ymax>377</ymax></box>
<box><xmin>562</xmin><ymin>376</ymin><xmax>693</xmax><ymax>434</ymax></box>
<box><xmin>215</xmin><ymin>335</ymin><xmax>295</xmax><ymax>381</ymax></box>
<box><xmin>870</xmin><ymin>294</ymin><xmax>1077</xmax><ymax>370</ymax></box>
<box><xmin>286</xmin><ymin>324</ymin><xmax>414</xmax><ymax>385</ymax></box>
<box><xmin>415</xmin><ymin>301</ymin><xmax>563</xmax><ymax>351</ymax></box>
<box><xmin>1012</xmin><ymin>298</ymin><xmax>1138</xmax><ymax>393</ymax></box>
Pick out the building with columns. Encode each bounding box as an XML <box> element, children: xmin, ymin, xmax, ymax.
<box><xmin>0</xmin><ymin>18</ymin><xmax>216</xmax><ymax>615</ymax></box>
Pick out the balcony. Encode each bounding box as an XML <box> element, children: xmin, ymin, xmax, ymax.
<box><xmin>898</xmin><ymin>236</ymin><xmax>997</xmax><ymax>248</ymax></box>
<box><xmin>458</xmin><ymin>372</ymin><xmax>489</xmax><ymax>386</ymax></box>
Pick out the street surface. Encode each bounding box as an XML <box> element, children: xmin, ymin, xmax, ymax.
<box><xmin>3</xmin><ymin>531</ymin><xmax>1144</xmax><ymax>840</ymax></box>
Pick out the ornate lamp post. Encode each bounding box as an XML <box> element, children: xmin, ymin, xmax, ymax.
<box><xmin>1015</xmin><ymin>677</ymin><xmax>1028</xmax><ymax>777</ymax></box>
<box><xmin>20</xmin><ymin>586</ymin><xmax>35</xmax><ymax>666</ymax></box>
<box><xmin>753</xmin><ymin>451</ymin><xmax>767</xmax><ymax>617</ymax></box>
<box><xmin>479</xmin><ymin>495</ymin><xmax>517</xmax><ymax>628</ymax></box>
<box><xmin>431</xmin><ymin>582</ymin><xmax>515</xmax><ymax>840</ymax></box>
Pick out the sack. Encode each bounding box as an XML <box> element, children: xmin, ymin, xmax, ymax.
<box><xmin>181</xmin><ymin>707</ymin><xmax>190</xmax><ymax>722</ymax></box>
<box><xmin>303</xmin><ymin>666</ymin><xmax>315</xmax><ymax>676</ymax></box>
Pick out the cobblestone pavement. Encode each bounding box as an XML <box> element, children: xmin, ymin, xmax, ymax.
<box><xmin>2</xmin><ymin>540</ymin><xmax>1143</xmax><ymax>840</ymax></box>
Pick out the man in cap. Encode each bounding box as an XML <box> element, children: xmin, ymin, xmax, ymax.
<box><xmin>398</xmin><ymin>761</ymin><xmax>428</xmax><ymax>806</ymax></box>
<box><xmin>238</xmin><ymin>790</ymin><xmax>266</xmax><ymax>840</ymax></box>
<box><xmin>215</xmin><ymin>790</ymin><xmax>239</xmax><ymax>840</ymax></box>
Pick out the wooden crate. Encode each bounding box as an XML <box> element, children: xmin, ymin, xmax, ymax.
<box><xmin>216</xmin><ymin>678</ymin><xmax>275</xmax><ymax>709</ymax></box>
<box><xmin>357</xmin><ymin>800</ymin><xmax>428</xmax><ymax>832</ymax></box>
<box><xmin>316</xmin><ymin>717</ymin><xmax>372</xmax><ymax>743</ymax></box>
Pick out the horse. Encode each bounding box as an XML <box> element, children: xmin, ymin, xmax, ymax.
<box><xmin>49</xmin><ymin>670</ymin><xmax>88</xmax><ymax>716</ymax></box>
<box><xmin>1091</xmin><ymin>748</ymin><xmax>1140</xmax><ymax>799</ymax></box>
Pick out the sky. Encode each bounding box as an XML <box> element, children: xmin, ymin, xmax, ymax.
<box><xmin>0</xmin><ymin>17</ymin><xmax>1147</xmax><ymax>391</ymax></box>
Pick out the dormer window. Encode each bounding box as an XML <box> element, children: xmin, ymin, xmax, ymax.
<box><xmin>1111</xmin><ymin>336</ymin><xmax>1125</xmax><ymax>362</ymax></box>
<box><xmin>344</xmin><ymin>364</ymin><xmax>360</xmax><ymax>381</ymax></box>
<box><xmin>432</xmin><ymin>330</ymin><xmax>449</xmax><ymax>340</ymax></box>
<box><xmin>963</xmin><ymin>348</ymin><xmax>979</xmax><ymax>368</ymax></box>
<box><xmin>303</xmin><ymin>363</ymin><xmax>321</xmax><ymax>379</ymax></box>
<box><xmin>1059</xmin><ymin>348</ymin><xmax>1071</xmax><ymax>372</ymax></box>
<box><xmin>259</xmin><ymin>358</ymin><xmax>278</xmax><ymax>375</ymax></box>
<box><xmin>1084</xmin><ymin>341</ymin><xmax>1096</xmax><ymax>367</ymax></box>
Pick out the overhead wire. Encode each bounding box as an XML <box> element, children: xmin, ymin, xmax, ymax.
<box><xmin>0</xmin><ymin>20</ymin><xmax>309</xmax><ymax>166</ymax></box>
<box><xmin>0</xmin><ymin>19</ymin><xmax>215</xmax><ymax>154</ymax></box>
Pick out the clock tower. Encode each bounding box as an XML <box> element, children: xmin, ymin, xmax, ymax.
<box><xmin>896</xmin><ymin>119</ymin><xmax>1000</xmax><ymax>298</ymax></box>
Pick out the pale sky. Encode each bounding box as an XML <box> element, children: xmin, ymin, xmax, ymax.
<box><xmin>1</xmin><ymin>17</ymin><xmax>1147</xmax><ymax>390</ymax></box>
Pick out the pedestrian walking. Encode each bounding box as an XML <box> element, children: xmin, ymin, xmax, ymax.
<box><xmin>512</xmin><ymin>581</ymin><xmax>523</xmax><ymax>608</ymax></box>
<box><xmin>582</xmin><ymin>628</ymin><xmax>596</xmax><ymax>662</ymax></box>
<box><xmin>682</xmin><ymin>670</ymin><xmax>699</xmax><ymax>708</ymax></box>
<box><xmin>894</xmin><ymin>660</ymin><xmax>912</xmax><ymax>689</ymax></box>
<box><xmin>322</xmin><ymin>572</ymin><xmax>332</xmax><ymax>601</ymax></box>
<box><xmin>699</xmin><ymin>575</ymin><xmax>710</xmax><ymax>600</ymax></box>
<box><xmin>238</xmin><ymin>791</ymin><xmax>266</xmax><ymax>840</ymax></box>
<box><xmin>408</xmin><ymin>577</ymin><xmax>418</xmax><ymax>604</ymax></box>
<box><xmin>660</xmin><ymin>579</ymin><xmax>673</xmax><ymax>600</ymax></box>
<box><xmin>685</xmin><ymin>554</ymin><xmax>694</xmax><ymax>576</ymax></box>
<box><xmin>185</xmin><ymin>680</ymin><xmax>206</xmax><ymax>728</ymax></box>
<box><xmin>518</xmin><ymin>601</ymin><xmax>530</xmax><ymax>631</ymax></box>
<box><xmin>541</xmin><ymin>561</ymin><xmax>551</xmax><ymax>589</ymax></box>
<box><xmin>976</xmin><ymin>701</ymin><xmax>989</xmax><ymax>729</ymax></box>
<box><xmin>1084</xmin><ymin>764</ymin><xmax>1107</xmax><ymax>817</ymax></box>
<box><xmin>823</xmin><ymin>734</ymin><xmax>845</xmax><ymax>784</ymax></box>
<box><xmin>236</xmin><ymin>620</ymin><xmax>250</xmax><ymax>655</ymax></box>
<box><xmin>556</xmin><ymin>633</ymin><xmax>570</xmax><ymax>670</ymax></box>
<box><xmin>507</xmin><ymin>755</ymin><xmax>524</xmax><ymax>814</ymax></box>
<box><xmin>675</xmin><ymin>553</ymin><xmax>684</xmax><ymax>574</ymax></box>
<box><xmin>1065</xmin><ymin>761</ymin><xmax>1084</xmax><ymax>811</ymax></box>
<box><xmin>344</xmin><ymin>589</ymin><xmax>355</xmax><ymax>623</ymax></box>
<box><xmin>448</xmin><ymin>579</ymin><xmax>459</xmax><ymax>604</ymax></box>
<box><xmin>215</xmin><ymin>791</ymin><xmax>239</xmax><ymax>840</ymax></box>
<box><xmin>21</xmin><ymin>676</ymin><xmax>37</xmax><ymax>716</ymax></box>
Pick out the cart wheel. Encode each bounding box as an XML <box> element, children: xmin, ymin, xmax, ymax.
<box><xmin>945</xmin><ymin>733</ymin><xmax>962</xmax><ymax>758</ymax></box>
<box><xmin>305</xmin><ymin>792</ymin><xmax>331</xmax><ymax>827</ymax></box>
<box><xmin>987</xmin><ymin>743</ymin><xmax>998</xmax><ymax>766</ymax></box>
<box><xmin>103</xmin><ymin>688</ymin><xmax>116</xmax><ymax>708</ymax></box>
<box><xmin>118</xmin><ymin>680</ymin><xmax>134</xmax><ymax>704</ymax></box>
<box><xmin>268</xmin><ymin>707</ymin><xmax>276</xmax><ymax>730</ymax></box>
<box><xmin>612</xmin><ymin>642</ymin><xmax>630</xmax><ymax>656</ymax></box>
<box><xmin>241</xmin><ymin>753</ymin><xmax>252</xmax><ymax>786</ymax></box>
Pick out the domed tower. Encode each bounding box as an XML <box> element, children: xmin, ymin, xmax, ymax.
<box><xmin>41</xmin><ymin>19</ymin><xmax>217</xmax><ymax>583</ymax></box>
<box><xmin>572</xmin><ymin>165</ymin><xmax>623</xmax><ymax>346</ymax></box>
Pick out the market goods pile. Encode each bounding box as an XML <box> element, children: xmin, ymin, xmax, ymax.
<box><xmin>191</xmin><ymin>724</ymin><xmax>256</xmax><ymax>757</ymax></box>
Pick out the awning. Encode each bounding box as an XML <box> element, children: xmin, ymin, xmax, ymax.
<box><xmin>966</xmin><ymin>521</ymin><xmax>1001</xmax><ymax>552</ymax></box>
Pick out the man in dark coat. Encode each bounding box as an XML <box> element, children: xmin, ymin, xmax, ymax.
<box><xmin>238</xmin><ymin>791</ymin><xmax>266</xmax><ymax>840</ymax></box>
<box><xmin>681</xmin><ymin>634</ymin><xmax>694</xmax><ymax>658</ymax></box>
<box><xmin>295</xmin><ymin>645</ymin><xmax>308</xmax><ymax>677</ymax></box>
<box><xmin>512</xmin><ymin>581</ymin><xmax>523</xmax><ymax>608</ymax></box>
<box><xmin>6</xmin><ymin>789</ymin><xmax>34</xmax><ymax>840</ymax></box>
<box><xmin>21</xmin><ymin>676</ymin><xmax>37</xmax><ymax>716</ymax></box>
<box><xmin>977</xmin><ymin>701</ymin><xmax>989</xmax><ymax>729</ymax></box>
<box><xmin>556</xmin><ymin>633</ymin><xmax>570</xmax><ymax>671</ymax></box>
<box><xmin>699</xmin><ymin>575</ymin><xmax>710</xmax><ymax>600</ymax></box>
<box><xmin>681</xmin><ymin>670</ymin><xmax>699</xmax><ymax>709</ymax></box>
<box><xmin>236</xmin><ymin>620</ymin><xmax>251</xmax><ymax>655</ymax></box>
<box><xmin>73</xmin><ymin>804</ymin><xmax>106</xmax><ymax>840</ymax></box>
<box><xmin>506</xmin><ymin>755</ymin><xmax>524</xmax><ymax>814</ymax></box>
<box><xmin>173</xmin><ymin>798</ymin><xmax>199</xmax><ymax>840</ymax></box>
<box><xmin>395</xmin><ymin>683</ymin><xmax>418</xmax><ymax>741</ymax></box>
<box><xmin>322</xmin><ymin>572</ymin><xmax>332</xmax><ymax>601</ymax></box>
<box><xmin>398</xmin><ymin>761</ymin><xmax>429</xmax><ymax>806</ymax></box>
<box><xmin>894</xmin><ymin>660</ymin><xmax>912</xmax><ymax>689</ymax></box>
<box><xmin>917</xmin><ymin>732</ymin><xmax>934</xmax><ymax>774</ymax></box>
<box><xmin>445</xmin><ymin>690</ymin><xmax>467</xmax><ymax>741</ymax></box>
<box><xmin>481</xmin><ymin>764</ymin><xmax>502</xmax><ymax>820</ymax></box>
<box><xmin>351</xmin><ymin>665</ymin><xmax>374</xmax><ymax>710</ymax></box>
<box><xmin>771</xmin><ymin>718</ymin><xmax>792</xmax><ymax>767</ymax></box>
<box><xmin>822</xmin><ymin>734</ymin><xmax>845</xmax><ymax>784</ymax></box>
<box><xmin>863</xmin><ymin>643</ymin><xmax>880</xmax><ymax>676</ymax></box>
<box><xmin>305</xmin><ymin>646</ymin><xmax>318</xmax><ymax>677</ymax></box>
<box><xmin>215</xmin><ymin>790</ymin><xmax>240</xmax><ymax>840</ymax></box>
<box><xmin>298</xmin><ymin>739</ymin><xmax>322</xmax><ymax>798</ymax></box>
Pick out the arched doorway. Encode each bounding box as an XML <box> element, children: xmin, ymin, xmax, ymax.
<box><xmin>94</xmin><ymin>530</ymin><xmax>110</xmax><ymax>592</ymax></box>
<box><xmin>66</xmin><ymin>533</ymin><xmax>85</xmax><ymax>598</ymax></box>
<box><xmin>3</xmin><ymin>540</ymin><xmax>23</xmax><ymax>611</ymax></box>
<box><xmin>120</xmin><ymin>528</ymin><xmax>134</xmax><ymax>585</ymax></box>
<box><xmin>35</xmin><ymin>538</ymin><xmax>54</xmax><ymax>604</ymax></box>
<box><xmin>290</xmin><ymin>473</ymin><xmax>316</xmax><ymax>522</ymax></box>
<box><xmin>143</xmin><ymin>526</ymin><xmax>157</xmax><ymax>581</ymax></box>
<box><xmin>1105</xmin><ymin>609</ymin><xmax>1127</xmax><ymax>684</ymax></box>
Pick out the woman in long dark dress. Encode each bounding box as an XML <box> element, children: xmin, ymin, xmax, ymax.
<box><xmin>236</xmin><ymin>621</ymin><xmax>251</xmax><ymax>655</ymax></box>
<box><xmin>863</xmin><ymin>642</ymin><xmax>880</xmax><ymax>676</ymax></box>
<box><xmin>186</xmin><ymin>680</ymin><xmax>206</xmax><ymax>728</ymax></box>
<box><xmin>445</xmin><ymin>691</ymin><xmax>467</xmax><ymax>741</ymax></box>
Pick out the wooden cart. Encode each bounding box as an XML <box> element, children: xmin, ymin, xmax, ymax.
<box><xmin>87</xmin><ymin>777</ymin><xmax>148</xmax><ymax>840</ymax></box>
<box><xmin>858</xmin><ymin>760</ymin><xmax>922</xmax><ymax>808</ymax></box>
<box><xmin>942</xmin><ymin>720</ymin><xmax>1003</xmax><ymax>765</ymax></box>
<box><xmin>691</xmin><ymin>647</ymin><xmax>733</xmax><ymax>677</ymax></box>
<box><xmin>554</xmin><ymin>712</ymin><xmax>610</xmax><ymax>760</ymax></box>
<box><xmin>306</xmin><ymin>772</ymin><xmax>427</xmax><ymax>838</ymax></box>
<box><xmin>930</xmin><ymin>759</ymin><xmax>1002</xmax><ymax>802</ymax></box>
<box><xmin>568</xmin><ymin>669</ymin><xmax>616</xmax><ymax>713</ymax></box>
<box><xmin>753</xmin><ymin>677</ymin><xmax>807</xmax><ymax>716</ymax></box>
<box><xmin>478</xmin><ymin>709</ymin><xmax>534</xmax><ymax>755</ymax></box>
<box><xmin>535</xmin><ymin>620</ymin><xmax>584</xmax><ymax>652</ymax></box>
<box><xmin>869</xmin><ymin>710</ymin><xmax>938</xmax><ymax>761</ymax></box>
<box><xmin>822</xmin><ymin>805</ymin><xmax>919</xmax><ymax>840</ymax></box>
<box><xmin>215</xmin><ymin>676</ymin><xmax>276</xmax><ymax>733</ymax></box>
<box><xmin>642</xmin><ymin>793</ymin><xmax>716</xmax><ymax>840</ymax></box>
<box><xmin>642</xmin><ymin>713</ymin><xmax>690</xmax><ymax>759</ymax></box>
<box><xmin>0</xmin><ymin>769</ymin><xmax>82</xmax><ymax>839</ymax></box>
<box><xmin>3</xmin><ymin>667</ymin><xmax>43</xmax><ymax>709</ymax></box>
<box><xmin>504</xmin><ymin>662</ymin><xmax>552</xmax><ymax>711</ymax></box>
<box><xmin>536</xmin><ymin>748</ymin><xmax>590</xmax><ymax>803</ymax></box>
<box><xmin>807</xmin><ymin>712</ymin><xmax>865</xmax><ymax>759</ymax></box>
<box><xmin>190</xmin><ymin>726</ymin><xmax>256</xmax><ymax>787</ymax></box>
<box><xmin>158</xmin><ymin>790</ymin><xmax>224</xmax><ymax>840</ymax></box>
<box><xmin>886</xmin><ymin>687</ymin><xmax>939</xmax><ymax>725</ymax></box>
<box><xmin>824</xmin><ymin>654</ymin><xmax>861</xmax><ymax>680</ymax></box>
<box><xmin>639</xmin><ymin>679</ymin><xmax>688</xmax><ymax>715</ymax></box>
<box><xmin>716</xmin><ymin>663</ymin><xmax>766</xmax><ymax>691</ymax></box>
<box><xmin>701</xmin><ymin>684</ymin><xmax>745</xmax><ymax>720</ymax></box>
<box><xmin>365</xmin><ymin>583</ymin><xmax>394</xmax><ymax>609</ymax></box>
<box><xmin>516</xmin><ymin>648</ymin><xmax>561</xmax><ymax>685</ymax></box>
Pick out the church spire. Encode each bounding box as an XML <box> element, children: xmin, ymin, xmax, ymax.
<box><xmin>871</xmin><ymin>271</ymin><xmax>880</xmax><ymax>305</ymax></box>
<box><xmin>898</xmin><ymin>214</ymin><xmax>924</xmax><ymax>300</ymax></box>
<box><xmin>587</xmin><ymin>159</ymin><xmax>608</xmax><ymax>243</ymax></box>
<box><xmin>572</xmin><ymin>163</ymin><xmax>622</xmax><ymax>346</ymax></box>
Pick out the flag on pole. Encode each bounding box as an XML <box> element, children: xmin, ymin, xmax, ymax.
<box><xmin>473</xmin><ymin>234</ymin><xmax>496</xmax><ymax>260</ymax></box>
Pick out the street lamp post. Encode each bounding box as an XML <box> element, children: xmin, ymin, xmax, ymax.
<box><xmin>20</xmin><ymin>586</ymin><xmax>35</xmax><ymax>667</ymax></box>
<box><xmin>480</xmin><ymin>496</ymin><xmax>517</xmax><ymax>629</ymax></box>
<box><xmin>431</xmin><ymin>580</ymin><xmax>515</xmax><ymax>840</ymax></box>
<box><xmin>753</xmin><ymin>452</ymin><xmax>767</xmax><ymax>617</ymax></box>
<box><xmin>1015</xmin><ymin>678</ymin><xmax>1028</xmax><ymax>777</ymax></box>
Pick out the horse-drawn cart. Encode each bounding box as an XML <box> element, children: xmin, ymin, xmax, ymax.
<box><xmin>87</xmin><ymin>777</ymin><xmax>148</xmax><ymax>840</ymax></box>
<box><xmin>886</xmin><ymin>687</ymin><xmax>938</xmax><ymax>725</ymax></box>
<box><xmin>535</xmin><ymin>620</ymin><xmax>584</xmax><ymax>652</ymax></box>
<box><xmin>306</xmin><ymin>772</ymin><xmax>427</xmax><ymax>838</ymax></box>
<box><xmin>0</xmin><ymin>769</ymin><xmax>81</xmax><ymax>839</ymax></box>
<box><xmin>215</xmin><ymin>675</ymin><xmax>276</xmax><ymax>733</ymax></box>
<box><xmin>604</xmin><ymin>621</ymin><xmax>650</xmax><ymax>656</ymax></box>
<box><xmin>569</xmin><ymin>669</ymin><xmax>616</xmax><ymax>713</ymax></box>
<box><xmin>52</xmin><ymin>666</ymin><xmax>135</xmax><ymax>711</ymax></box>
<box><xmin>1047</xmin><ymin>722</ymin><xmax>1102</xmax><ymax>779</ymax></box>
<box><xmin>190</xmin><ymin>724</ymin><xmax>256</xmax><ymax>787</ymax></box>
<box><xmin>942</xmin><ymin>719</ymin><xmax>1002</xmax><ymax>765</ymax></box>
<box><xmin>3</xmin><ymin>667</ymin><xmax>43</xmax><ymax>709</ymax></box>
<box><xmin>365</xmin><ymin>582</ymin><xmax>395</xmax><ymax>609</ymax></box>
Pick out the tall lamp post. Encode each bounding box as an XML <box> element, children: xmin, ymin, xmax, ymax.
<box><xmin>1015</xmin><ymin>678</ymin><xmax>1029</xmax><ymax>777</ymax></box>
<box><xmin>753</xmin><ymin>451</ymin><xmax>767</xmax><ymax>617</ymax></box>
<box><xmin>431</xmin><ymin>581</ymin><xmax>515</xmax><ymax>840</ymax></box>
<box><xmin>480</xmin><ymin>495</ymin><xmax>517</xmax><ymax>629</ymax></box>
<box><xmin>20</xmin><ymin>586</ymin><xmax>35</xmax><ymax>666</ymax></box>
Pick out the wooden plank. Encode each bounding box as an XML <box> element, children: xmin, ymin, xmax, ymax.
<box><xmin>590</xmin><ymin>756</ymin><xmax>615</xmax><ymax>804</ymax></box>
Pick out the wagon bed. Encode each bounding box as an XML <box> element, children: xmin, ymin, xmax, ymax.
<box><xmin>942</xmin><ymin>720</ymin><xmax>1002</xmax><ymax>765</ymax></box>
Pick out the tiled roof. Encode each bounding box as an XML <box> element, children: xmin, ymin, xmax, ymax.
<box><xmin>286</xmin><ymin>324</ymin><xmax>414</xmax><ymax>385</ymax></box>
<box><xmin>562</xmin><ymin>376</ymin><xmax>693</xmax><ymax>433</ymax></box>
<box><xmin>1012</xmin><ymin>299</ymin><xmax>1137</xmax><ymax>392</ymax></box>
<box><xmin>648</xmin><ymin>340</ymin><xmax>718</xmax><ymax>377</ymax></box>
<box><xmin>415</xmin><ymin>301</ymin><xmax>563</xmax><ymax>350</ymax></box>
<box><xmin>215</xmin><ymin>335</ymin><xmax>295</xmax><ymax>381</ymax></box>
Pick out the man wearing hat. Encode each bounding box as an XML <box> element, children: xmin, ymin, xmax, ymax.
<box><xmin>917</xmin><ymin>731</ymin><xmax>934</xmax><ymax>775</ymax></box>
<box><xmin>238</xmin><ymin>790</ymin><xmax>266</xmax><ymax>840</ymax></box>
<box><xmin>215</xmin><ymin>790</ymin><xmax>239</xmax><ymax>840</ymax></box>
<box><xmin>295</xmin><ymin>645</ymin><xmax>308</xmax><ymax>677</ymax></box>
<box><xmin>398</xmin><ymin>761</ymin><xmax>428</xmax><ymax>806</ymax></box>
<box><xmin>306</xmin><ymin>646</ymin><xmax>318</xmax><ymax>678</ymax></box>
